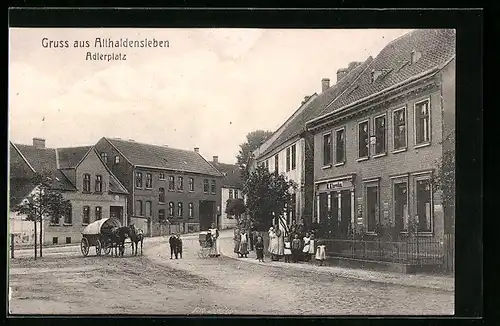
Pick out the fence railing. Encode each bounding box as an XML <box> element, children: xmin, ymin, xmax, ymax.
<box><xmin>320</xmin><ymin>237</ymin><xmax>449</xmax><ymax>267</ymax></box>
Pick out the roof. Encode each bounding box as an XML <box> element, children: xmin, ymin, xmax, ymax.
<box><xmin>317</xmin><ymin>29</ymin><xmax>456</xmax><ymax>118</ymax></box>
<box><xmin>81</xmin><ymin>217</ymin><xmax>122</xmax><ymax>235</ymax></box>
<box><xmin>104</xmin><ymin>137</ymin><xmax>223</xmax><ymax>177</ymax></box>
<box><xmin>257</xmin><ymin>57</ymin><xmax>373</xmax><ymax>159</ymax></box>
<box><xmin>57</xmin><ymin>146</ymin><xmax>92</xmax><ymax>169</ymax></box>
<box><xmin>9</xmin><ymin>178</ymin><xmax>35</xmax><ymax>208</ymax></box>
<box><xmin>210</xmin><ymin>162</ymin><xmax>242</xmax><ymax>188</ymax></box>
<box><xmin>11</xmin><ymin>143</ymin><xmax>77</xmax><ymax>191</ymax></box>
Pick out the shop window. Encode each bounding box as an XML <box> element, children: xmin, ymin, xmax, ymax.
<box><xmin>415</xmin><ymin>177</ymin><xmax>432</xmax><ymax>232</ymax></box>
<box><xmin>393</xmin><ymin>181</ymin><xmax>409</xmax><ymax>231</ymax></box>
<box><xmin>365</xmin><ymin>183</ymin><xmax>379</xmax><ymax>232</ymax></box>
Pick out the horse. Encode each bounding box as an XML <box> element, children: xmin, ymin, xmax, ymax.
<box><xmin>110</xmin><ymin>226</ymin><xmax>130</xmax><ymax>257</ymax></box>
<box><xmin>128</xmin><ymin>224</ymin><xmax>144</xmax><ymax>256</ymax></box>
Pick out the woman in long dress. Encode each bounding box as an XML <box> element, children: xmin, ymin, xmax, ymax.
<box><xmin>302</xmin><ymin>232</ymin><xmax>311</xmax><ymax>262</ymax></box>
<box><xmin>276</xmin><ymin>227</ymin><xmax>285</xmax><ymax>260</ymax></box>
<box><xmin>239</xmin><ymin>230</ymin><xmax>249</xmax><ymax>258</ymax></box>
<box><xmin>268</xmin><ymin>227</ymin><xmax>279</xmax><ymax>261</ymax></box>
<box><xmin>209</xmin><ymin>223</ymin><xmax>220</xmax><ymax>257</ymax></box>
<box><xmin>233</xmin><ymin>228</ymin><xmax>241</xmax><ymax>257</ymax></box>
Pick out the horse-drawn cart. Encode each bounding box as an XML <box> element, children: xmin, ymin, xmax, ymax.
<box><xmin>80</xmin><ymin>217</ymin><xmax>122</xmax><ymax>257</ymax></box>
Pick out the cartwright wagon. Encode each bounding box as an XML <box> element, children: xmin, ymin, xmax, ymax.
<box><xmin>80</xmin><ymin>217</ymin><xmax>121</xmax><ymax>257</ymax></box>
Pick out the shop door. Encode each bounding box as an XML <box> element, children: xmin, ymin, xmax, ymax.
<box><xmin>340</xmin><ymin>190</ymin><xmax>351</xmax><ymax>237</ymax></box>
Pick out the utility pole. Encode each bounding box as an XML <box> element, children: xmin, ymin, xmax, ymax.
<box><xmin>39</xmin><ymin>187</ymin><xmax>43</xmax><ymax>258</ymax></box>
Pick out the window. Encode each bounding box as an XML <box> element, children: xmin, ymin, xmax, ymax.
<box><xmin>53</xmin><ymin>237</ymin><xmax>58</xmax><ymax>245</ymax></box>
<box><xmin>211</xmin><ymin>180</ymin><xmax>216</xmax><ymax>194</ymax></box>
<box><xmin>83</xmin><ymin>173</ymin><xmax>91</xmax><ymax>192</ymax></box>
<box><xmin>177</xmin><ymin>202</ymin><xmax>183</xmax><ymax>217</ymax></box>
<box><xmin>365</xmin><ymin>183</ymin><xmax>379</xmax><ymax>232</ymax></box>
<box><xmin>335</xmin><ymin>128</ymin><xmax>345</xmax><ymax>164</ymax></box>
<box><xmin>168</xmin><ymin>202</ymin><xmax>175</xmax><ymax>217</ymax></box>
<box><xmin>65</xmin><ymin>237</ymin><xmax>71</xmax><ymax>244</ymax></box>
<box><xmin>358</xmin><ymin>121</ymin><xmax>369</xmax><ymax>158</ymax></box>
<box><xmin>145</xmin><ymin>173</ymin><xmax>153</xmax><ymax>189</ymax></box>
<box><xmin>145</xmin><ymin>201</ymin><xmax>152</xmax><ymax>217</ymax></box>
<box><xmin>291</xmin><ymin>144</ymin><xmax>296</xmax><ymax>170</ymax></box>
<box><xmin>234</xmin><ymin>190</ymin><xmax>239</xmax><ymax>198</ymax></box>
<box><xmin>95</xmin><ymin>175</ymin><xmax>103</xmax><ymax>193</ymax></box>
<box><xmin>393</xmin><ymin>107</ymin><xmax>407</xmax><ymax>150</ymax></box>
<box><xmin>188</xmin><ymin>177</ymin><xmax>194</xmax><ymax>191</ymax></box>
<box><xmin>159</xmin><ymin>187</ymin><xmax>165</xmax><ymax>203</ymax></box>
<box><xmin>159</xmin><ymin>173</ymin><xmax>165</xmax><ymax>180</ymax></box>
<box><xmin>101</xmin><ymin>152</ymin><xmax>108</xmax><ymax>163</ymax></box>
<box><xmin>135</xmin><ymin>200</ymin><xmax>143</xmax><ymax>216</ymax></box>
<box><xmin>83</xmin><ymin>206</ymin><xmax>90</xmax><ymax>225</ymax></box>
<box><xmin>265</xmin><ymin>160</ymin><xmax>269</xmax><ymax>170</ymax></box>
<box><xmin>177</xmin><ymin>176</ymin><xmax>183</xmax><ymax>191</ymax></box>
<box><xmin>95</xmin><ymin>206</ymin><xmax>102</xmax><ymax>221</ymax></box>
<box><xmin>393</xmin><ymin>181</ymin><xmax>409</xmax><ymax>231</ymax></box>
<box><xmin>135</xmin><ymin>172</ymin><xmax>143</xmax><ymax>188</ymax></box>
<box><xmin>63</xmin><ymin>205</ymin><xmax>72</xmax><ymax>224</ymax></box>
<box><xmin>188</xmin><ymin>203</ymin><xmax>194</xmax><ymax>218</ymax></box>
<box><xmin>229</xmin><ymin>189</ymin><xmax>234</xmax><ymax>199</ymax></box>
<box><xmin>203</xmin><ymin>179</ymin><xmax>209</xmax><ymax>193</ymax></box>
<box><xmin>323</xmin><ymin>133</ymin><xmax>332</xmax><ymax>166</ymax></box>
<box><xmin>374</xmin><ymin>115</ymin><xmax>387</xmax><ymax>155</ymax></box>
<box><xmin>168</xmin><ymin>176</ymin><xmax>175</xmax><ymax>191</ymax></box>
<box><xmin>286</xmin><ymin>147</ymin><xmax>291</xmax><ymax>172</ymax></box>
<box><xmin>415</xmin><ymin>177</ymin><xmax>432</xmax><ymax>232</ymax></box>
<box><xmin>114</xmin><ymin>156</ymin><xmax>120</xmax><ymax>164</ymax></box>
<box><xmin>415</xmin><ymin>99</ymin><xmax>431</xmax><ymax>145</ymax></box>
<box><xmin>274</xmin><ymin>154</ymin><xmax>279</xmax><ymax>173</ymax></box>
<box><xmin>159</xmin><ymin>209</ymin><xmax>166</xmax><ymax>223</ymax></box>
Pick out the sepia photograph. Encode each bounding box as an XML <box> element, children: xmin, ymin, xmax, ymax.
<box><xmin>8</xmin><ymin>26</ymin><xmax>456</xmax><ymax>315</ymax></box>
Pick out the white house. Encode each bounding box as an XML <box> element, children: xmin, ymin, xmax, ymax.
<box><xmin>210</xmin><ymin>156</ymin><xmax>243</xmax><ymax>230</ymax></box>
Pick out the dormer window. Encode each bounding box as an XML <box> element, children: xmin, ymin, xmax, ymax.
<box><xmin>371</xmin><ymin>70</ymin><xmax>383</xmax><ymax>83</ymax></box>
<box><xmin>411</xmin><ymin>50</ymin><xmax>422</xmax><ymax>64</ymax></box>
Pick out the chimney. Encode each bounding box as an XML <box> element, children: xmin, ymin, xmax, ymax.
<box><xmin>321</xmin><ymin>78</ymin><xmax>330</xmax><ymax>93</ymax></box>
<box><xmin>348</xmin><ymin>61</ymin><xmax>361</xmax><ymax>70</ymax></box>
<box><xmin>194</xmin><ymin>147</ymin><xmax>200</xmax><ymax>153</ymax></box>
<box><xmin>336</xmin><ymin>68</ymin><xmax>349</xmax><ymax>82</ymax></box>
<box><xmin>33</xmin><ymin>138</ymin><xmax>46</xmax><ymax>149</ymax></box>
<box><xmin>213</xmin><ymin>156</ymin><xmax>219</xmax><ymax>163</ymax></box>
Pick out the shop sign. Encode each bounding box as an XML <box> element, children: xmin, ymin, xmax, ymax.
<box><xmin>319</xmin><ymin>179</ymin><xmax>353</xmax><ymax>191</ymax></box>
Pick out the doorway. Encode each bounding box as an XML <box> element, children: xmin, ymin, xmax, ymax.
<box><xmin>110</xmin><ymin>206</ymin><xmax>124</xmax><ymax>225</ymax></box>
<box><xmin>199</xmin><ymin>200</ymin><xmax>216</xmax><ymax>231</ymax></box>
<box><xmin>340</xmin><ymin>190</ymin><xmax>351</xmax><ymax>237</ymax></box>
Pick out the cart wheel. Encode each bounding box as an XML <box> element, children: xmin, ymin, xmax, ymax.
<box><xmin>96</xmin><ymin>240</ymin><xmax>102</xmax><ymax>256</ymax></box>
<box><xmin>81</xmin><ymin>238</ymin><xmax>90</xmax><ymax>257</ymax></box>
<box><xmin>197</xmin><ymin>250</ymin><xmax>203</xmax><ymax>259</ymax></box>
<box><xmin>103</xmin><ymin>240</ymin><xmax>112</xmax><ymax>256</ymax></box>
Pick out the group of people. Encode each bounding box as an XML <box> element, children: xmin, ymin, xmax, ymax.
<box><xmin>232</xmin><ymin>220</ymin><xmax>327</xmax><ymax>265</ymax></box>
<box><xmin>168</xmin><ymin>234</ymin><xmax>183</xmax><ymax>259</ymax></box>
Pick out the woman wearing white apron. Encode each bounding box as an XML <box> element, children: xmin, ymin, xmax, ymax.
<box><xmin>268</xmin><ymin>227</ymin><xmax>279</xmax><ymax>261</ymax></box>
<box><xmin>302</xmin><ymin>232</ymin><xmax>311</xmax><ymax>262</ymax></box>
<box><xmin>209</xmin><ymin>223</ymin><xmax>220</xmax><ymax>257</ymax></box>
<box><xmin>315</xmin><ymin>240</ymin><xmax>326</xmax><ymax>266</ymax></box>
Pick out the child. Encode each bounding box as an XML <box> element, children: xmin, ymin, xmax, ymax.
<box><xmin>291</xmin><ymin>234</ymin><xmax>302</xmax><ymax>263</ymax></box>
<box><xmin>169</xmin><ymin>234</ymin><xmax>177</xmax><ymax>259</ymax></box>
<box><xmin>302</xmin><ymin>232</ymin><xmax>311</xmax><ymax>262</ymax></box>
<box><xmin>176</xmin><ymin>234</ymin><xmax>183</xmax><ymax>259</ymax></box>
<box><xmin>284</xmin><ymin>235</ymin><xmax>292</xmax><ymax>263</ymax></box>
<box><xmin>315</xmin><ymin>240</ymin><xmax>326</xmax><ymax>266</ymax></box>
<box><xmin>308</xmin><ymin>233</ymin><xmax>316</xmax><ymax>262</ymax></box>
<box><xmin>239</xmin><ymin>230</ymin><xmax>249</xmax><ymax>258</ymax></box>
<box><xmin>255</xmin><ymin>235</ymin><xmax>265</xmax><ymax>262</ymax></box>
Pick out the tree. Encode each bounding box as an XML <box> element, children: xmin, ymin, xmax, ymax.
<box><xmin>12</xmin><ymin>172</ymin><xmax>72</xmax><ymax>259</ymax></box>
<box><xmin>236</xmin><ymin>130</ymin><xmax>273</xmax><ymax>180</ymax></box>
<box><xmin>433</xmin><ymin>149</ymin><xmax>455</xmax><ymax>234</ymax></box>
<box><xmin>243</xmin><ymin>165</ymin><xmax>297</xmax><ymax>231</ymax></box>
<box><xmin>225</xmin><ymin>198</ymin><xmax>248</xmax><ymax>229</ymax></box>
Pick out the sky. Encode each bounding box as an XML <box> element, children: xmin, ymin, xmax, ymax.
<box><xmin>9</xmin><ymin>28</ymin><xmax>412</xmax><ymax>164</ymax></box>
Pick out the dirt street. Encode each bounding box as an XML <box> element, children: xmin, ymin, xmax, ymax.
<box><xmin>9</xmin><ymin>234</ymin><xmax>454</xmax><ymax>315</ymax></box>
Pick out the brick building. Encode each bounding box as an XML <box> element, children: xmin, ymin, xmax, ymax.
<box><xmin>306</xmin><ymin>29</ymin><xmax>456</xmax><ymax>241</ymax></box>
<box><xmin>9</xmin><ymin>139</ymin><xmax>129</xmax><ymax>245</ymax></box>
<box><xmin>252</xmin><ymin>58</ymin><xmax>372</xmax><ymax>231</ymax></box>
<box><xmin>94</xmin><ymin>137</ymin><xmax>224</xmax><ymax>235</ymax></box>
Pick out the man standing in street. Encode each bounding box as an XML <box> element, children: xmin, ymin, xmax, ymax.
<box><xmin>169</xmin><ymin>234</ymin><xmax>178</xmax><ymax>259</ymax></box>
<box><xmin>176</xmin><ymin>234</ymin><xmax>183</xmax><ymax>259</ymax></box>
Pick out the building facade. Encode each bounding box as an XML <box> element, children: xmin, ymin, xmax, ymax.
<box><xmin>9</xmin><ymin>139</ymin><xmax>129</xmax><ymax>245</ymax></box>
<box><xmin>210</xmin><ymin>156</ymin><xmax>243</xmax><ymax>230</ymax></box>
<box><xmin>94</xmin><ymin>137</ymin><xmax>224</xmax><ymax>236</ymax></box>
<box><xmin>306</xmin><ymin>29</ymin><xmax>456</xmax><ymax>241</ymax></box>
<box><xmin>253</xmin><ymin>59</ymin><xmax>372</xmax><ymax>233</ymax></box>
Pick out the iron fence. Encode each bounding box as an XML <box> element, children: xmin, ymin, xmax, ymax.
<box><xmin>320</xmin><ymin>237</ymin><xmax>449</xmax><ymax>267</ymax></box>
